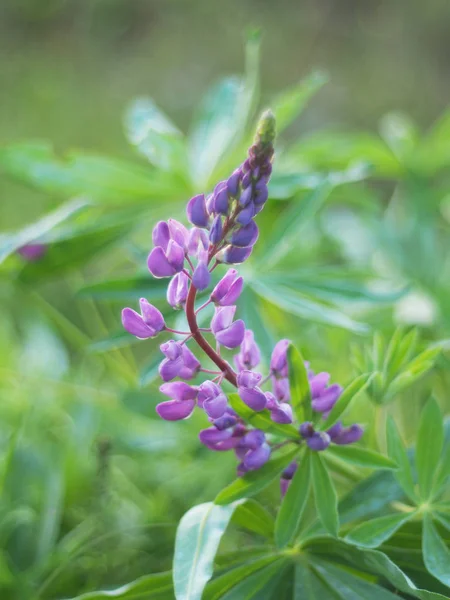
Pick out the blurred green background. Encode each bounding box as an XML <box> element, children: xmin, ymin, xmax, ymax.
<box><xmin>1</xmin><ymin>1</ymin><xmax>450</xmax><ymax>598</ymax></box>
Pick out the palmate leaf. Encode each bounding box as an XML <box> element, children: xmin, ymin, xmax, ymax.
<box><xmin>173</xmin><ymin>501</ymin><xmax>244</xmax><ymax>600</ymax></box>
<box><xmin>320</xmin><ymin>373</ymin><xmax>372</xmax><ymax>430</ymax></box>
<box><xmin>422</xmin><ymin>515</ymin><xmax>450</xmax><ymax>588</ymax></box>
<box><xmin>66</xmin><ymin>572</ymin><xmax>173</xmax><ymax>599</ymax></box>
<box><xmin>230</xmin><ymin>499</ymin><xmax>275</xmax><ymax>539</ymax></box>
<box><xmin>275</xmin><ymin>450</ymin><xmax>311</xmax><ymax>548</ymax></box>
<box><xmin>326</xmin><ymin>445</ymin><xmax>397</xmax><ymax>470</ymax></box>
<box><xmin>386</xmin><ymin>416</ymin><xmax>417</xmax><ymax>503</ymax></box>
<box><xmin>0</xmin><ymin>197</ymin><xmax>89</xmax><ymax>265</ymax></box>
<box><xmin>311</xmin><ymin>451</ymin><xmax>339</xmax><ymax>537</ymax></box>
<box><xmin>79</xmin><ymin>275</ymin><xmax>169</xmax><ymax>302</ymax></box>
<box><xmin>215</xmin><ymin>447</ymin><xmax>300</xmax><ymax>505</ymax></box>
<box><xmin>124</xmin><ymin>97</ymin><xmax>187</xmax><ymax>172</ymax></box>
<box><xmin>345</xmin><ymin>512</ymin><xmax>415</xmax><ymax>549</ymax></box>
<box><xmin>239</xmin><ymin>287</ymin><xmax>275</xmax><ymax>363</ymax></box>
<box><xmin>287</xmin><ymin>344</ymin><xmax>312</xmax><ymax>422</ymax></box>
<box><xmin>0</xmin><ymin>142</ymin><xmax>181</xmax><ymax>203</ymax></box>
<box><xmin>416</xmin><ymin>398</ymin><xmax>444</xmax><ymax>500</ymax></box>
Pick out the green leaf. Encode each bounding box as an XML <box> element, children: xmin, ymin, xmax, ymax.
<box><xmin>124</xmin><ymin>97</ymin><xmax>186</xmax><ymax>172</ymax></box>
<box><xmin>261</xmin><ymin>182</ymin><xmax>332</xmax><ymax>266</ymax></box>
<box><xmin>294</xmin><ymin>560</ymin><xmax>329</xmax><ymax>598</ymax></box>
<box><xmin>203</xmin><ymin>555</ymin><xmax>285</xmax><ymax>600</ymax></box>
<box><xmin>433</xmin><ymin>442</ymin><xmax>450</xmax><ymax>497</ymax></box>
<box><xmin>386</xmin><ymin>417</ymin><xmax>417</xmax><ymax>502</ymax></box>
<box><xmin>79</xmin><ymin>276</ymin><xmax>168</xmax><ymax>301</ymax></box>
<box><xmin>272</xmin><ymin>71</ymin><xmax>327</xmax><ymax>133</ymax></box>
<box><xmin>211</xmin><ymin>559</ymin><xmax>287</xmax><ymax>600</ymax></box>
<box><xmin>140</xmin><ymin>353</ymin><xmax>163</xmax><ymax>387</ymax></box>
<box><xmin>320</xmin><ymin>373</ymin><xmax>372</xmax><ymax>430</ymax></box>
<box><xmin>308</xmin><ymin>539</ymin><xmax>449</xmax><ymax>600</ymax></box>
<box><xmin>231</xmin><ymin>499</ymin><xmax>275</xmax><ymax>539</ymax></box>
<box><xmin>239</xmin><ymin>287</ymin><xmax>275</xmax><ymax>363</ymax></box>
<box><xmin>215</xmin><ymin>447</ymin><xmax>300</xmax><ymax>505</ymax></box>
<box><xmin>422</xmin><ymin>515</ymin><xmax>450</xmax><ymax>588</ymax></box>
<box><xmin>311</xmin><ymin>451</ymin><xmax>339</xmax><ymax>537</ymax></box>
<box><xmin>416</xmin><ymin>398</ymin><xmax>444</xmax><ymax>500</ymax></box>
<box><xmin>0</xmin><ymin>197</ymin><xmax>89</xmax><ymax>265</ymax></box>
<box><xmin>66</xmin><ymin>572</ymin><xmax>173</xmax><ymax>599</ymax></box>
<box><xmin>287</xmin><ymin>344</ymin><xmax>312</xmax><ymax>422</ymax></box>
<box><xmin>311</xmin><ymin>558</ymin><xmax>401</xmax><ymax>599</ymax></box>
<box><xmin>88</xmin><ymin>330</ymin><xmax>141</xmax><ymax>354</ymax></box>
<box><xmin>173</xmin><ymin>501</ymin><xmax>243</xmax><ymax>600</ymax></box>
<box><xmin>327</xmin><ymin>445</ymin><xmax>397</xmax><ymax>470</ymax></box>
<box><xmin>0</xmin><ymin>142</ymin><xmax>179</xmax><ymax>203</ymax></box>
<box><xmin>228</xmin><ymin>394</ymin><xmax>299</xmax><ymax>439</ymax></box>
<box><xmin>345</xmin><ymin>512</ymin><xmax>414</xmax><ymax>548</ymax></box>
<box><xmin>275</xmin><ymin>451</ymin><xmax>311</xmax><ymax>548</ymax></box>
<box><xmin>251</xmin><ymin>280</ymin><xmax>368</xmax><ymax>334</ymax></box>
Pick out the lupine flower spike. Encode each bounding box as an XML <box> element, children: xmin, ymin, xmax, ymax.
<box><xmin>121</xmin><ymin>110</ymin><xmax>363</xmax><ymax>486</ymax></box>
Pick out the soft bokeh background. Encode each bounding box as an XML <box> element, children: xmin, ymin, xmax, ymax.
<box><xmin>1</xmin><ymin>1</ymin><xmax>450</xmax><ymax>598</ymax></box>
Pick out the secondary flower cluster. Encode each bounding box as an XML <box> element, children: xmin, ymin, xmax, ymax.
<box><xmin>121</xmin><ymin>111</ymin><xmax>363</xmax><ymax>483</ymax></box>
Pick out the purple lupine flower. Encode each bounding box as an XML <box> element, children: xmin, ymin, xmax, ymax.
<box><xmin>237</xmin><ymin>370</ymin><xmax>267</xmax><ymax>411</ymax></box>
<box><xmin>236</xmin><ymin>204</ymin><xmax>255</xmax><ymax>226</ymax></box>
<box><xmin>187</xmin><ymin>227</ymin><xmax>209</xmax><ymax>257</ymax></box>
<box><xmin>168</xmin><ymin>219</ymin><xmax>189</xmax><ymax>250</ymax></box>
<box><xmin>209</xmin><ymin>215</ymin><xmax>223</xmax><ymax>244</ymax></box>
<box><xmin>234</xmin><ymin>329</ymin><xmax>261</xmax><ymax>371</ymax></box>
<box><xmin>328</xmin><ymin>422</ymin><xmax>364</xmax><ymax>445</ymax></box>
<box><xmin>280</xmin><ymin>461</ymin><xmax>298</xmax><ymax>497</ymax></box>
<box><xmin>272</xmin><ymin>377</ymin><xmax>290</xmax><ymax>402</ymax></box>
<box><xmin>212</xmin><ymin>410</ymin><xmax>238</xmax><ymax>430</ymax></box>
<box><xmin>178</xmin><ymin>345</ymin><xmax>201</xmax><ymax>379</ymax></box>
<box><xmin>306</xmin><ymin>431</ymin><xmax>331</xmax><ymax>451</ymax></box>
<box><xmin>265</xmin><ymin>392</ymin><xmax>293</xmax><ymax>424</ymax></box>
<box><xmin>187</xmin><ymin>194</ymin><xmax>209</xmax><ymax>228</ymax></box>
<box><xmin>211</xmin><ymin>269</ymin><xmax>244</xmax><ymax>306</ymax></box>
<box><xmin>156</xmin><ymin>382</ymin><xmax>198</xmax><ymax>421</ymax></box>
<box><xmin>211</xmin><ymin>306</ymin><xmax>245</xmax><ymax>349</ymax></box>
<box><xmin>17</xmin><ymin>243</ymin><xmax>47</xmax><ymax>261</ymax></box>
<box><xmin>230</xmin><ymin>221</ymin><xmax>259</xmax><ymax>247</ymax></box>
<box><xmin>148</xmin><ymin>240</ymin><xmax>185</xmax><ymax>277</ymax></box>
<box><xmin>309</xmin><ymin>370</ymin><xmax>343</xmax><ymax>414</ymax></box>
<box><xmin>271</xmin><ymin>339</ymin><xmax>290</xmax><ymax>378</ymax></box>
<box><xmin>227</xmin><ymin>169</ymin><xmax>241</xmax><ymax>197</ymax></box>
<box><xmin>212</xmin><ymin>182</ymin><xmax>229</xmax><ymax>215</ymax></box>
<box><xmin>219</xmin><ymin>245</ymin><xmax>253</xmax><ymax>264</ymax></box>
<box><xmin>167</xmin><ymin>272</ymin><xmax>189</xmax><ymax>309</ymax></box>
<box><xmin>236</xmin><ymin>430</ymin><xmax>271</xmax><ymax>471</ymax></box>
<box><xmin>122</xmin><ymin>299</ymin><xmax>165</xmax><ymax>339</ymax></box>
<box><xmin>158</xmin><ymin>342</ymin><xmax>200</xmax><ymax>381</ymax></box>
<box><xmin>192</xmin><ymin>262</ymin><xmax>210</xmax><ymax>291</ymax></box>
<box><xmin>198</xmin><ymin>381</ymin><xmax>228</xmax><ymax>419</ymax></box>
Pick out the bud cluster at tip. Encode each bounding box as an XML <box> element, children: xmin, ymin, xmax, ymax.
<box><xmin>120</xmin><ymin>111</ymin><xmax>363</xmax><ymax>488</ymax></box>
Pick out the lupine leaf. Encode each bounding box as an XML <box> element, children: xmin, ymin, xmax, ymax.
<box><xmin>239</xmin><ymin>287</ymin><xmax>275</xmax><ymax>363</ymax></box>
<box><xmin>433</xmin><ymin>442</ymin><xmax>450</xmax><ymax>497</ymax></box>
<box><xmin>251</xmin><ymin>280</ymin><xmax>368</xmax><ymax>333</ymax></box>
<box><xmin>139</xmin><ymin>353</ymin><xmax>163</xmax><ymax>387</ymax></box>
<box><xmin>228</xmin><ymin>394</ymin><xmax>300</xmax><ymax>439</ymax></box>
<box><xmin>345</xmin><ymin>512</ymin><xmax>415</xmax><ymax>548</ymax></box>
<box><xmin>231</xmin><ymin>499</ymin><xmax>275</xmax><ymax>539</ymax></box>
<box><xmin>88</xmin><ymin>330</ymin><xmax>141</xmax><ymax>354</ymax></box>
<box><xmin>287</xmin><ymin>343</ymin><xmax>312</xmax><ymax>423</ymax></box>
<box><xmin>294</xmin><ymin>560</ymin><xmax>329</xmax><ymax>599</ymax></box>
<box><xmin>203</xmin><ymin>555</ymin><xmax>285</xmax><ymax>600</ymax></box>
<box><xmin>422</xmin><ymin>515</ymin><xmax>450</xmax><ymax>588</ymax></box>
<box><xmin>215</xmin><ymin>447</ymin><xmax>300</xmax><ymax>505</ymax></box>
<box><xmin>327</xmin><ymin>445</ymin><xmax>398</xmax><ymax>470</ymax></box>
<box><xmin>271</xmin><ymin>71</ymin><xmax>328</xmax><ymax>133</ymax></box>
<box><xmin>79</xmin><ymin>276</ymin><xmax>168</xmax><ymax>301</ymax></box>
<box><xmin>386</xmin><ymin>416</ymin><xmax>417</xmax><ymax>502</ymax></box>
<box><xmin>66</xmin><ymin>572</ymin><xmax>173</xmax><ymax>599</ymax></box>
<box><xmin>311</xmin><ymin>451</ymin><xmax>339</xmax><ymax>537</ymax></box>
<box><xmin>320</xmin><ymin>373</ymin><xmax>372</xmax><ymax>430</ymax></box>
<box><xmin>210</xmin><ymin>559</ymin><xmax>288</xmax><ymax>600</ymax></box>
<box><xmin>0</xmin><ymin>197</ymin><xmax>89</xmax><ymax>264</ymax></box>
<box><xmin>275</xmin><ymin>451</ymin><xmax>311</xmax><ymax>548</ymax></box>
<box><xmin>416</xmin><ymin>398</ymin><xmax>444</xmax><ymax>500</ymax></box>
<box><xmin>173</xmin><ymin>501</ymin><xmax>243</xmax><ymax>600</ymax></box>
<box><xmin>124</xmin><ymin>97</ymin><xmax>186</xmax><ymax>172</ymax></box>
<box><xmin>307</xmin><ymin>538</ymin><xmax>449</xmax><ymax>599</ymax></box>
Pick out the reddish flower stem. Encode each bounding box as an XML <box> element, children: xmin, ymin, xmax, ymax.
<box><xmin>185</xmin><ymin>282</ymin><xmax>238</xmax><ymax>387</ymax></box>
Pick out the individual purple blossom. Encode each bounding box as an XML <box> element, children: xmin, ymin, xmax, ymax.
<box><xmin>219</xmin><ymin>244</ymin><xmax>253</xmax><ymax>264</ymax></box>
<box><xmin>167</xmin><ymin>272</ymin><xmax>189</xmax><ymax>309</ymax></box>
<box><xmin>237</xmin><ymin>370</ymin><xmax>267</xmax><ymax>411</ymax></box>
<box><xmin>306</xmin><ymin>431</ymin><xmax>331</xmax><ymax>451</ymax></box>
<box><xmin>236</xmin><ymin>430</ymin><xmax>271</xmax><ymax>471</ymax></box>
<box><xmin>211</xmin><ymin>269</ymin><xmax>243</xmax><ymax>306</ymax></box>
<box><xmin>280</xmin><ymin>461</ymin><xmax>298</xmax><ymax>497</ymax></box>
<box><xmin>212</xmin><ymin>182</ymin><xmax>229</xmax><ymax>215</ymax></box>
<box><xmin>159</xmin><ymin>341</ymin><xmax>200</xmax><ymax>381</ymax></box>
<box><xmin>327</xmin><ymin>422</ymin><xmax>364</xmax><ymax>445</ymax></box>
<box><xmin>272</xmin><ymin>377</ymin><xmax>290</xmax><ymax>402</ymax></box>
<box><xmin>187</xmin><ymin>194</ymin><xmax>209</xmax><ymax>228</ymax></box>
<box><xmin>17</xmin><ymin>243</ymin><xmax>47</xmax><ymax>261</ymax></box>
<box><xmin>265</xmin><ymin>392</ymin><xmax>293</xmax><ymax>424</ymax></box>
<box><xmin>227</xmin><ymin>169</ymin><xmax>241</xmax><ymax>197</ymax></box>
<box><xmin>230</xmin><ymin>221</ymin><xmax>259</xmax><ymax>247</ymax></box>
<box><xmin>309</xmin><ymin>370</ymin><xmax>343</xmax><ymax>414</ymax></box>
<box><xmin>209</xmin><ymin>215</ymin><xmax>223</xmax><ymax>244</ymax></box>
<box><xmin>211</xmin><ymin>306</ymin><xmax>245</xmax><ymax>349</ymax></box>
<box><xmin>271</xmin><ymin>339</ymin><xmax>290</xmax><ymax>378</ymax></box>
<box><xmin>122</xmin><ymin>299</ymin><xmax>165</xmax><ymax>339</ymax></box>
<box><xmin>198</xmin><ymin>381</ymin><xmax>228</xmax><ymax>419</ymax></box>
<box><xmin>156</xmin><ymin>382</ymin><xmax>198</xmax><ymax>421</ymax></box>
<box><xmin>187</xmin><ymin>227</ymin><xmax>209</xmax><ymax>257</ymax></box>
<box><xmin>148</xmin><ymin>240</ymin><xmax>185</xmax><ymax>277</ymax></box>
<box><xmin>234</xmin><ymin>329</ymin><xmax>261</xmax><ymax>371</ymax></box>
<box><xmin>192</xmin><ymin>262</ymin><xmax>210</xmax><ymax>291</ymax></box>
